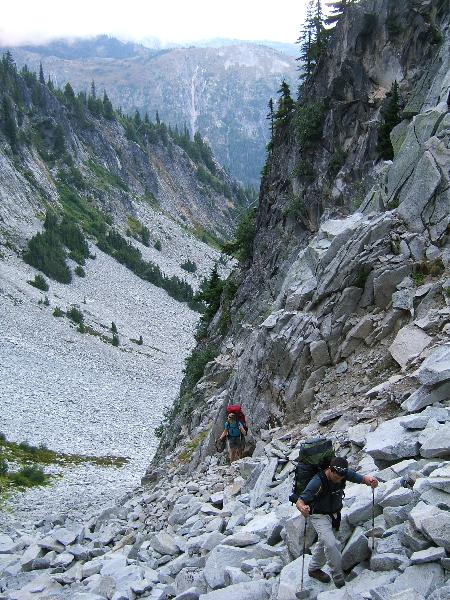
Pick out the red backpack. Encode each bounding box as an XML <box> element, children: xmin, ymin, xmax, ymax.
<box><xmin>226</xmin><ymin>404</ymin><xmax>248</xmax><ymax>433</ymax></box>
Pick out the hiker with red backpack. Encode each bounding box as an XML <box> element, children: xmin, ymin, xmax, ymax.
<box><xmin>218</xmin><ymin>405</ymin><xmax>247</xmax><ymax>462</ymax></box>
<box><xmin>290</xmin><ymin>440</ymin><xmax>378</xmax><ymax>591</ymax></box>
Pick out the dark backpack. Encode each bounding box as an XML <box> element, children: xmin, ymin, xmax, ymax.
<box><xmin>226</xmin><ymin>404</ymin><xmax>248</xmax><ymax>433</ymax></box>
<box><xmin>289</xmin><ymin>437</ymin><xmax>335</xmax><ymax>504</ymax></box>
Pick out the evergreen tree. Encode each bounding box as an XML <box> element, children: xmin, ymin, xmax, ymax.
<box><xmin>297</xmin><ymin>0</ymin><xmax>326</xmax><ymax>83</ymax></box>
<box><xmin>102</xmin><ymin>91</ymin><xmax>114</xmax><ymax>120</ymax></box>
<box><xmin>53</xmin><ymin>124</ymin><xmax>65</xmax><ymax>154</ymax></box>
<box><xmin>155</xmin><ymin>110</ymin><xmax>160</xmax><ymax>125</ymax></box>
<box><xmin>274</xmin><ymin>80</ymin><xmax>295</xmax><ymax>125</ymax></box>
<box><xmin>111</xmin><ymin>321</ymin><xmax>118</xmax><ymax>334</ymax></box>
<box><xmin>326</xmin><ymin>0</ymin><xmax>357</xmax><ymax>26</ymax></box>
<box><xmin>90</xmin><ymin>80</ymin><xmax>96</xmax><ymax>100</ymax></box>
<box><xmin>2</xmin><ymin>96</ymin><xmax>18</xmax><ymax>149</ymax></box>
<box><xmin>267</xmin><ymin>98</ymin><xmax>274</xmax><ymax>142</ymax></box>
<box><xmin>39</xmin><ymin>62</ymin><xmax>45</xmax><ymax>85</ymax></box>
<box><xmin>134</xmin><ymin>110</ymin><xmax>142</xmax><ymax>128</ymax></box>
<box><xmin>64</xmin><ymin>82</ymin><xmax>76</xmax><ymax>103</ymax></box>
<box><xmin>377</xmin><ymin>80</ymin><xmax>401</xmax><ymax>160</ymax></box>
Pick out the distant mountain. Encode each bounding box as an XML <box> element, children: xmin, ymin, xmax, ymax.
<box><xmin>6</xmin><ymin>37</ymin><xmax>298</xmax><ymax>186</ymax></box>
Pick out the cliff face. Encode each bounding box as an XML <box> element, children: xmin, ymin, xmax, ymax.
<box><xmin>151</xmin><ymin>0</ymin><xmax>450</xmax><ymax>473</ymax></box>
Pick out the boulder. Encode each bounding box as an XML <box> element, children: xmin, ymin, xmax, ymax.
<box><xmin>411</xmin><ymin>547</ymin><xmax>446</xmax><ymax>564</ymax></box>
<box><xmin>387</xmin><ymin>563</ymin><xmax>444</xmax><ymax>597</ymax></box>
<box><xmin>249</xmin><ymin>459</ymin><xmax>278</xmax><ymax>508</ymax></box>
<box><xmin>421</xmin><ymin>511</ymin><xmax>450</xmax><ymax>551</ymax></box>
<box><xmin>415</xmin><ymin>345</ymin><xmax>450</xmax><ymax>386</ymax></box>
<box><xmin>374</xmin><ymin>266</ymin><xmax>411</xmax><ymax>309</ymax></box>
<box><xmin>420</xmin><ymin>423</ymin><xmax>450</xmax><ymax>458</ymax></box>
<box><xmin>199</xmin><ymin>580</ymin><xmax>270</xmax><ymax>600</ymax></box>
<box><xmin>310</xmin><ymin>340</ymin><xmax>331</xmax><ymax>367</ymax></box>
<box><xmin>365</xmin><ymin>416</ymin><xmax>420</xmax><ymax>461</ymax></box>
<box><xmin>149</xmin><ymin>532</ymin><xmax>182</xmax><ymax>556</ymax></box>
<box><xmin>401</xmin><ymin>382</ymin><xmax>450</xmax><ymax>413</ymax></box>
<box><xmin>278</xmin><ymin>554</ymin><xmax>332</xmax><ymax>599</ymax></box>
<box><xmin>203</xmin><ymin>545</ymin><xmax>253</xmax><ymax>589</ymax></box>
<box><xmin>341</xmin><ymin>527</ymin><xmax>370</xmax><ymax>570</ymax></box>
<box><xmin>428</xmin><ymin>586</ymin><xmax>450</xmax><ymax>600</ymax></box>
<box><xmin>283</xmin><ymin>513</ymin><xmax>316</xmax><ymax>558</ymax></box>
<box><xmin>174</xmin><ymin>588</ymin><xmax>201</xmax><ymax>600</ymax></box>
<box><xmin>389</xmin><ymin>325</ymin><xmax>432</xmax><ymax>369</ymax></box>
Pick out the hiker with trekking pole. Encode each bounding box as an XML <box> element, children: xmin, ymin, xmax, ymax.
<box><xmin>289</xmin><ymin>439</ymin><xmax>378</xmax><ymax>595</ymax></box>
<box><xmin>217</xmin><ymin>405</ymin><xmax>248</xmax><ymax>463</ymax></box>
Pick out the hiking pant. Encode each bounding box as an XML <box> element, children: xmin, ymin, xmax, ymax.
<box><xmin>309</xmin><ymin>513</ymin><xmax>343</xmax><ymax>576</ymax></box>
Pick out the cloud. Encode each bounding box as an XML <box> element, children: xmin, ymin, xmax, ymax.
<box><xmin>0</xmin><ymin>0</ymin><xmax>307</xmax><ymax>46</ymax></box>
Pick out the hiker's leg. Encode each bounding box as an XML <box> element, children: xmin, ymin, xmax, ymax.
<box><xmin>309</xmin><ymin>514</ymin><xmax>343</xmax><ymax>576</ymax></box>
<box><xmin>309</xmin><ymin>515</ymin><xmax>326</xmax><ymax>571</ymax></box>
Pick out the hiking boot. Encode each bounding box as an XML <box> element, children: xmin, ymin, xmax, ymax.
<box><xmin>333</xmin><ymin>574</ymin><xmax>345</xmax><ymax>589</ymax></box>
<box><xmin>308</xmin><ymin>569</ymin><xmax>331</xmax><ymax>583</ymax></box>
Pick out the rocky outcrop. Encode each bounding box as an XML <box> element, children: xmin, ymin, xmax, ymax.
<box><xmin>4</xmin><ymin>380</ymin><xmax>450</xmax><ymax>599</ymax></box>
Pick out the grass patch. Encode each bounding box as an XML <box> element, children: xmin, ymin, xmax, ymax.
<box><xmin>88</xmin><ymin>159</ymin><xmax>128</xmax><ymax>192</ymax></box>
<box><xmin>178</xmin><ymin>428</ymin><xmax>211</xmax><ymax>463</ymax></box>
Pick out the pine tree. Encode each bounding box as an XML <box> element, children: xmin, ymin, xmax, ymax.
<box><xmin>39</xmin><ymin>62</ymin><xmax>45</xmax><ymax>84</ymax></box>
<box><xmin>53</xmin><ymin>124</ymin><xmax>65</xmax><ymax>154</ymax></box>
<box><xmin>2</xmin><ymin>96</ymin><xmax>17</xmax><ymax>149</ymax></box>
<box><xmin>377</xmin><ymin>80</ymin><xmax>401</xmax><ymax>160</ymax></box>
<box><xmin>274</xmin><ymin>80</ymin><xmax>295</xmax><ymax>125</ymax></box>
<box><xmin>64</xmin><ymin>83</ymin><xmax>76</xmax><ymax>103</ymax></box>
<box><xmin>90</xmin><ymin>80</ymin><xmax>96</xmax><ymax>100</ymax></box>
<box><xmin>267</xmin><ymin>98</ymin><xmax>274</xmax><ymax>142</ymax></box>
<box><xmin>111</xmin><ymin>321</ymin><xmax>118</xmax><ymax>334</ymax></box>
<box><xmin>297</xmin><ymin>0</ymin><xmax>326</xmax><ymax>83</ymax></box>
<box><xmin>102</xmin><ymin>91</ymin><xmax>114</xmax><ymax>120</ymax></box>
<box><xmin>155</xmin><ymin>110</ymin><xmax>160</xmax><ymax>125</ymax></box>
<box><xmin>326</xmin><ymin>0</ymin><xmax>357</xmax><ymax>26</ymax></box>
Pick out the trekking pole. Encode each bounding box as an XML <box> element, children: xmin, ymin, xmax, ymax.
<box><xmin>371</xmin><ymin>487</ymin><xmax>375</xmax><ymax>551</ymax></box>
<box><xmin>300</xmin><ymin>516</ymin><xmax>307</xmax><ymax>595</ymax></box>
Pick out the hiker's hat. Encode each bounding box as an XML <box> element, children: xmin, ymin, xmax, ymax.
<box><xmin>330</xmin><ymin>457</ymin><xmax>348</xmax><ymax>476</ymax></box>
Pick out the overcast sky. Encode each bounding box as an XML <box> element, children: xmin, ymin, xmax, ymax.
<box><xmin>0</xmin><ymin>0</ymin><xmax>308</xmax><ymax>47</ymax></box>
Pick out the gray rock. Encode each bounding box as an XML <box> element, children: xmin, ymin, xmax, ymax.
<box><xmin>365</xmin><ymin>416</ymin><xmax>420</xmax><ymax>461</ymax></box>
<box><xmin>370</xmin><ymin>552</ymin><xmax>410</xmax><ymax>571</ymax></box>
<box><xmin>0</xmin><ymin>534</ymin><xmax>15</xmax><ymax>554</ymax></box>
<box><xmin>341</xmin><ymin>527</ymin><xmax>369</xmax><ymax>571</ymax></box>
<box><xmin>51</xmin><ymin>551</ymin><xmax>74</xmax><ymax>569</ymax></box>
<box><xmin>283</xmin><ymin>513</ymin><xmax>316</xmax><ymax>559</ymax></box>
<box><xmin>416</xmin><ymin>345</ymin><xmax>450</xmax><ymax>386</ymax></box>
<box><xmin>52</xmin><ymin>527</ymin><xmax>78</xmax><ymax>546</ymax></box>
<box><xmin>421</xmin><ymin>487</ymin><xmax>450</xmax><ymax>510</ymax></box>
<box><xmin>203</xmin><ymin>545</ymin><xmax>253</xmax><ymax>589</ymax></box>
<box><xmin>348</xmin><ymin>423</ymin><xmax>375</xmax><ymax>447</ymax></box>
<box><xmin>310</xmin><ymin>340</ymin><xmax>331</xmax><ymax>367</ymax></box>
<box><xmin>175</xmin><ymin>567</ymin><xmax>207</xmax><ymax>595</ymax></box>
<box><xmin>223</xmin><ymin>566</ymin><xmax>251</xmax><ymax>586</ymax></box>
<box><xmin>374</xmin><ymin>266</ymin><xmax>411</xmax><ymax>309</ymax></box>
<box><xmin>249</xmin><ymin>458</ymin><xmax>278</xmax><ymax>508</ymax></box>
<box><xmin>420</xmin><ymin>423</ymin><xmax>450</xmax><ymax>458</ymax></box>
<box><xmin>389</xmin><ymin>325</ymin><xmax>432</xmax><ymax>369</ymax></box>
<box><xmin>149</xmin><ymin>532</ymin><xmax>181</xmax><ymax>556</ymax></box>
<box><xmin>421</xmin><ymin>511</ymin><xmax>450</xmax><ymax>550</ymax></box>
<box><xmin>278</xmin><ymin>554</ymin><xmax>332</xmax><ymax>599</ymax></box>
<box><xmin>199</xmin><ymin>580</ymin><xmax>270</xmax><ymax>600</ymax></box>
<box><xmin>388</xmin><ymin>563</ymin><xmax>444</xmax><ymax>597</ymax></box>
<box><xmin>379</xmin><ymin>487</ymin><xmax>414</xmax><ymax>508</ymax></box>
<box><xmin>20</xmin><ymin>544</ymin><xmax>43</xmax><ymax>572</ymax></box>
<box><xmin>174</xmin><ymin>588</ymin><xmax>201</xmax><ymax>600</ymax></box>
<box><xmin>411</xmin><ymin>547</ymin><xmax>446</xmax><ymax>564</ymax></box>
<box><xmin>383</xmin><ymin>504</ymin><xmax>412</xmax><ymax>528</ymax></box>
<box><xmin>428</xmin><ymin>586</ymin><xmax>450</xmax><ymax>600</ymax></box>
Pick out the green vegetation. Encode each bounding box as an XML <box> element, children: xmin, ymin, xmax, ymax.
<box><xmin>181</xmin><ymin>259</ymin><xmax>197</xmax><ymax>273</ymax></box>
<box><xmin>194</xmin><ymin>266</ymin><xmax>224</xmax><ymax>339</ymax></box>
<box><xmin>178</xmin><ymin>428</ymin><xmax>210</xmax><ymax>463</ymax></box>
<box><xmin>53</xmin><ymin>306</ymin><xmax>64</xmax><ymax>317</ymax></box>
<box><xmin>27</xmin><ymin>273</ymin><xmax>49</xmax><ymax>291</ymax></box>
<box><xmin>377</xmin><ymin>81</ymin><xmax>401</xmax><ymax>160</ymax></box>
<box><xmin>0</xmin><ymin>433</ymin><xmax>128</xmax><ymax>497</ymax></box>
<box><xmin>97</xmin><ymin>229</ymin><xmax>196</xmax><ymax>306</ymax></box>
<box><xmin>127</xmin><ymin>215</ymin><xmax>150</xmax><ymax>246</ymax></box>
<box><xmin>75</xmin><ymin>265</ymin><xmax>85</xmax><ymax>277</ymax></box>
<box><xmin>219</xmin><ymin>278</ymin><xmax>239</xmax><ymax>335</ymax></box>
<box><xmin>413</xmin><ymin>259</ymin><xmax>445</xmax><ymax>286</ymax></box>
<box><xmin>24</xmin><ymin>229</ymin><xmax>71</xmax><ymax>283</ymax></box>
<box><xmin>222</xmin><ymin>208</ymin><xmax>257</xmax><ymax>262</ymax></box>
<box><xmin>88</xmin><ymin>159</ymin><xmax>128</xmax><ymax>192</ymax></box>
<box><xmin>154</xmin><ymin>239</ymin><xmax>162</xmax><ymax>251</ymax></box>
<box><xmin>296</xmin><ymin>102</ymin><xmax>325</xmax><ymax>151</ymax></box>
<box><xmin>67</xmin><ymin>306</ymin><xmax>84</xmax><ymax>324</ymax></box>
<box><xmin>354</xmin><ymin>265</ymin><xmax>372</xmax><ymax>289</ymax></box>
<box><xmin>274</xmin><ymin>80</ymin><xmax>295</xmax><ymax>127</ymax></box>
<box><xmin>328</xmin><ymin>149</ymin><xmax>346</xmax><ymax>177</ymax></box>
<box><xmin>182</xmin><ymin>343</ymin><xmax>219</xmax><ymax>396</ymax></box>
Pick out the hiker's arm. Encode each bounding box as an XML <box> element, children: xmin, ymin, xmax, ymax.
<box><xmin>295</xmin><ymin>475</ymin><xmax>322</xmax><ymax>516</ymax></box>
<box><xmin>295</xmin><ymin>498</ymin><xmax>310</xmax><ymax>518</ymax></box>
<box><xmin>347</xmin><ymin>469</ymin><xmax>378</xmax><ymax>488</ymax></box>
<box><xmin>218</xmin><ymin>429</ymin><xmax>228</xmax><ymax>441</ymax></box>
<box><xmin>239</xmin><ymin>424</ymin><xmax>246</xmax><ymax>436</ymax></box>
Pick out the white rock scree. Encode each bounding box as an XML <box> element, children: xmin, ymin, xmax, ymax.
<box><xmin>0</xmin><ymin>242</ymin><xmax>209</xmax><ymax>529</ymax></box>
